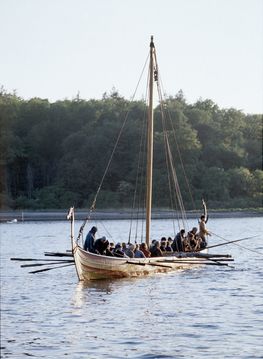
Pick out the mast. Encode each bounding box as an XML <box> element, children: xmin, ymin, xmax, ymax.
<box><xmin>145</xmin><ymin>36</ymin><xmax>155</xmax><ymax>247</ymax></box>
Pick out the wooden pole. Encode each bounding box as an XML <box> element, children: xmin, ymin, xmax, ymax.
<box><xmin>145</xmin><ymin>36</ymin><xmax>155</xmax><ymax>247</ymax></box>
<box><xmin>44</xmin><ymin>252</ymin><xmax>73</xmax><ymax>257</ymax></box>
<box><xmin>206</xmin><ymin>234</ymin><xmax>259</xmax><ymax>250</ymax></box>
<box><xmin>11</xmin><ymin>257</ymin><xmax>73</xmax><ymax>261</ymax></box>
<box><xmin>157</xmin><ymin>259</ymin><xmax>232</xmax><ymax>267</ymax></box>
<box><xmin>67</xmin><ymin>206</ymin><xmax>75</xmax><ymax>246</ymax></box>
<box><xmin>68</xmin><ymin>207</ymin><xmax>80</xmax><ymax>281</ymax></box>
<box><xmin>29</xmin><ymin>263</ymin><xmax>75</xmax><ymax>274</ymax></box>
<box><xmin>21</xmin><ymin>260</ymin><xmax>74</xmax><ymax>268</ymax></box>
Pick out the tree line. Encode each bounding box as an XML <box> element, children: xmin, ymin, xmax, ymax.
<box><xmin>0</xmin><ymin>88</ymin><xmax>262</xmax><ymax>210</ymax></box>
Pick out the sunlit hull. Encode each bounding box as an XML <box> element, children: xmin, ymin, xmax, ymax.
<box><xmin>72</xmin><ymin>242</ymin><xmax>208</xmax><ymax>281</ymax></box>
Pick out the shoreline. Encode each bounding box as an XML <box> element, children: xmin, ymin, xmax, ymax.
<box><xmin>0</xmin><ymin>209</ymin><xmax>262</xmax><ymax>222</ymax></box>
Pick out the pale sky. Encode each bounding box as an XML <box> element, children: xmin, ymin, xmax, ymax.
<box><xmin>0</xmin><ymin>0</ymin><xmax>262</xmax><ymax>114</ymax></box>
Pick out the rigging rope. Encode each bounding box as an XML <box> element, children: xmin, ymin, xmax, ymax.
<box><xmin>76</xmin><ymin>53</ymin><xmax>150</xmax><ymax>242</ymax></box>
<box><xmin>158</xmin><ymin>74</ymin><xmax>197</xmax><ymax>212</ymax></box>
<box><xmin>153</xmin><ymin>49</ymin><xmax>189</xmax><ymax>233</ymax></box>
<box><xmin>77</xmin><ymin>42</ymin><xmax>200</xmax><ymax>244</ymax></box>
<box><xmin>128</xmin><ymin>77</ymin><xmax>148</xmax><ymax>244</ymax></box>
<box><xmin>156</xmin><ymin>80</ymin><xmax>178</xmax><ymax>233</ymax></box>
<box><xmin>166</xmin><ymin>103</ymin><xmax>197</xmax><ymax>212</ymax></box>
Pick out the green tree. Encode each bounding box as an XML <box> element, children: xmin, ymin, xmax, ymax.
<box><xmin>227</xmin><ymin>167</ymin><xmax>253</xmax><ymax>198</ymax></box>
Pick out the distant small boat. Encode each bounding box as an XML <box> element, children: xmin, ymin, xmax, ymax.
<box><xmin>7</xmin><ymin>219</ymin><xmax>18</xmax><ymax>224</ymax></box>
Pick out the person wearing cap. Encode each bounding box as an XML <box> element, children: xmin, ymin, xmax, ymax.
<box><xmin>84</xmin><ymin>226</ymin><xmax>97</xmax><ymax>252</ymax></box>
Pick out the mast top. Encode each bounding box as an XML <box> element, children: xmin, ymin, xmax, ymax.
<box><xmin>150</xmin><ymin>36</ymin><xmax>155</xmax><ymax>48</ymax></box>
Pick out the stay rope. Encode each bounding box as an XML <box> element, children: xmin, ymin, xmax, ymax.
<box><xmin>156</xmin><ymin>83</ymin><xmax>180</xmax><ymax>234</ymax></box>
<box><xmin>128</xmin><ymin>73</ymin><xmax>149</xmax><ymax>244</ymax></box>
<box><xmin>154</xmin><ymin>49</ymin><xmax>189</xmax><ymax>233</ymax></box>
<box><xmin>158</xmin><ymin>76</ymin><xmax>197</xmax><ymax>212</ymax></box>
<box><xmin>76</xmin><ymin>53</ymin><xmax>150</xmax><ymax>243</ymax></box>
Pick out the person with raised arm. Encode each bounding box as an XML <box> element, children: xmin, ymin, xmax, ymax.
<box><xmin>198</xmin><ymin>200</ymin><xmax>211</xmax><ymax>248</ymax></box>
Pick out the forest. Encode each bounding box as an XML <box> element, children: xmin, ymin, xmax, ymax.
<box><xmin>0</xmin><ymin>88</ymin><xmax>262</xmax><ymax>211</ymax></box>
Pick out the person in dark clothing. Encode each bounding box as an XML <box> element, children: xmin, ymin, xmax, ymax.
<box><xmin>125</xmin><ymin>244</ymin><xmax>135</xmax><ymax>258</ymax></box>
<box><xmin>172</xmin><ymin>229</ymin><xmax>185</xmax><ymax>252</ymax></box>
<box><xmin>113</xmin><ymin>243</ymin><xmax>127</xmax><ymax>257</ymax></box>
<box><xmin>104</xmin><ymin>241</ymin><xmax>114</xmax><ymax>256</ymax></box>
<box><xmin>189</xmin><ymin>227</ymin><xmax>198</xmax><ymax>238</ymax></box>
<box><xmin>150</xmin><ymin>241</ymin><xmax>163</xmax><ymax>257</ymax></box>
<box><xmin>94</xmin><ymin>236</ymin><xmax>108</xmax><ymax>255</ymax></box>
<box><xmin>83</xmin><ymin>226</ymin><xmax>97</xmax><ymax>252</ymax></box>
<box><xmin>185</xmin><ymin>232</ymin><xmax>196</xmax><ymax>251</ymax></box>
<box><xmin>166</xmin><ymin>237</ymin><xmax>173</xmax><ymax>252</ymax></box>
<box><xmin>187</xmin><ymin>227</ymin><xmax>202</xmax><ymax>251</ymax></box>
<box><xmin>160</xmin><ymin>238</ymin><xmax>167</xmax><ymax>252</ymax></box>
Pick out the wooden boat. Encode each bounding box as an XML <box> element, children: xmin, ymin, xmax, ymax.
<box><xmin>72</xmin><ymin>246</ymin><xmax>211</xmax><ymax>281</ymax></box>
<box><xmin>7</xmin><ymin>218</ymin><xmax>18</xmax><ymax>224</ymax></box>
<box><xmin>69</xmin><ymin>36</ymin><xmax>212</xmax><ymax>281</ymax></box>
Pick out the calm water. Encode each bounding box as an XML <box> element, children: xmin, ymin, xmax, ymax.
<box><xmin>1</xmin><ymin>217</ymin><xmax>263</xmax><ymax>358</ymax></box>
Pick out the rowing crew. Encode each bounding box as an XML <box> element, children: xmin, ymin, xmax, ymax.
<box><xmin>83</xmin><ymin>214</ymin><xmax>210</xmax><ymax>257</ymax></box>
<box><xmin>173</xmin><ymin>227</ymin><xmax>207</xmax><ymax>252</ymax></box>
<box><xmin>173</xmin><ymin>214</ymin><xmax>211</xmax><ymax>252</ymax></box>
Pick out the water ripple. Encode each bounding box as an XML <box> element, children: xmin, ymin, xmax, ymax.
<box><xmin>1</xmin><ymin>218</ymin><xmax>263</xmax><ymax>358</ymax></box>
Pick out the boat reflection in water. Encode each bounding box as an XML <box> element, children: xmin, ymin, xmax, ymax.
<box><xmin>72</xmin><ymin>280</ymin><xmax>114</xmax><ymax>309</ymax></box>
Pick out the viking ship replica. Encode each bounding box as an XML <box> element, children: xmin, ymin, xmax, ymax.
<box><xmin>11</xmin><ymin>37</ymin><xmax>237</xmax><ymax>277</ymax></box>
<box><xmin>67</xmin><ymin>36</ymin><xmax>228</xmax><ymax>281</ymax></box>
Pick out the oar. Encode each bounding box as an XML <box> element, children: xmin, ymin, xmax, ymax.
<box><xmin>29</xmin><ymin>263</ymin><xmax>75</xmax><ymax>274</ymax></box>
<box><xmin>194</xmin><ymin>253</ymin><xmax>234</xmax><ymax>261</ymax></box>
<box><xmin>200</xmin><ymin>257</ymin><xmax>234</xmax><ymax>268</ymax></box>
<box><xmin>126</xmin><ymin>261</ymin><xmax>173</xmax><ymax>268</ymax></box>
<box><xmin>11</xmin><ymin>257</ymin><xmax>73</xmax><ymax>262</ymax></box>
<box><xmin>206</xmin><ymin>234</ymin><xmax>259</xmax><ymax>250</ymax></box>
<box><xmin>184</xmin><ymin>257</ymin><xmax>234</xmax><ymax>262</ymax></box>
<box><xmin>44</xmin><ymin>252</ymin><xmax>73</xmax><ymax>257</ymax></box>
<box><xmin>21</xmin><ymin>260</ymin><xmax>74</xmax><ymax>268</ymax></box>
<box><xmin>147</xmin><ymin>262</ymin><xmax>173</xmax><ymax>268</ymax></box>
<box><xmin>198</xmin><ymin>258</ymin><xmax>234</xmax><ymax>262</ymax></box>
<box><xmin>157</xmin><ymin>259</ymin><xmax>232</xmax><ymax>267</ymax></box>
<box><xmin>127</xmin><ymin>258</ymin><xmax>231</xmax><ymax>268</ymax></box>
<box><xmin>153</xmin><ymin>260</ymin><xmax>219</xmax><ymax>268</ymax></box>
<box><xmin>126</xmin><ymin>261</ymin><xmax>146</xmax><ymax>266</ymax></box>
<box><xmin>191</xmin><ymin>252</ymin><xmax>232</xmax><ymax>258</ymax></box>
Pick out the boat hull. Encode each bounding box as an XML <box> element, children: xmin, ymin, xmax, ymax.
<box><xmin>72</xmin><ymin>244</ymin><xmax>208</xmax><ymax>281</ymax></box>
